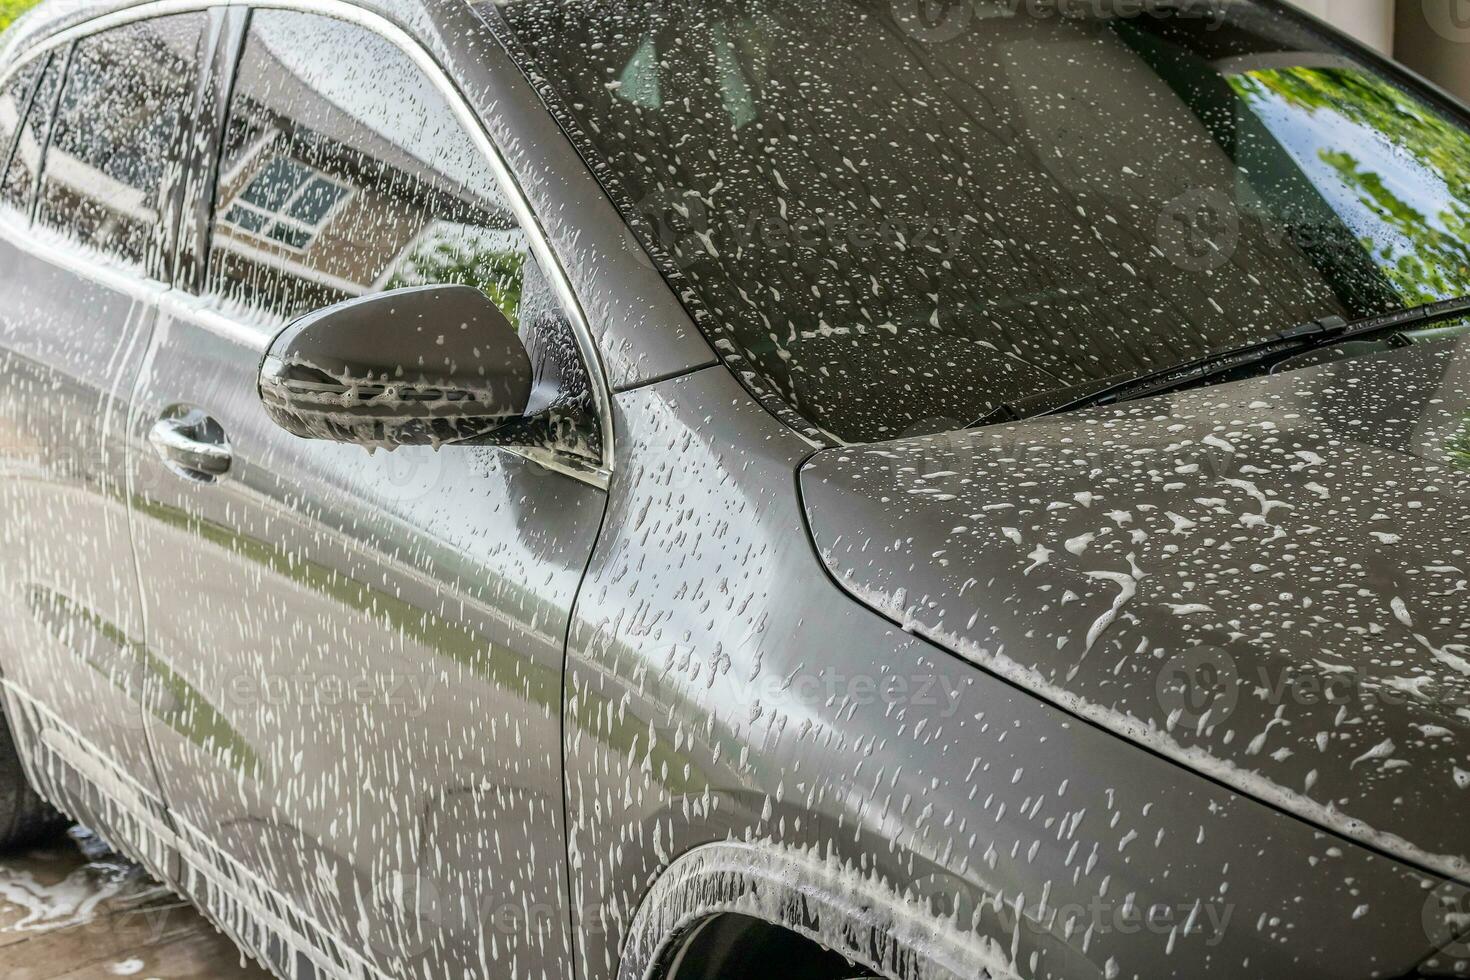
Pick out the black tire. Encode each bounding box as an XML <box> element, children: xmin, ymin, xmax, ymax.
<box><xmin>665</xmin><ymin>914</ymin><xmax>886</xmax><ymax>980</ymax></box>
<box><xmin>0</xmin><ymin>714</ymin><xmax>65</xmax><ymax>850</ymax></box>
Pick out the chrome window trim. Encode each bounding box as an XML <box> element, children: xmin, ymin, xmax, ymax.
<box><xmin>0</xmin><ymin>0</ymin><xmax>616</xmax><ymax>488</ymax></box>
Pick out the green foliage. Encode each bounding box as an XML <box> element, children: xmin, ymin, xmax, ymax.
<box><xmin>0</xmin><ymin>0</ymin><xmax>40</xmax><ymax>34</ymax></box>
<box><xmin>386</xmin><ymin>240</ymin><xmax>526</xmax><ymax>326</ymax></box>
<box><xmin>1231</xmin><ymin>67</ymin><xmax>1470</xmax><ymax>306</ymax></box>
<box><xmin>1449</xmin><ymin>415</ymin><xmax>1470</xmax><ymax>472</ymax></box>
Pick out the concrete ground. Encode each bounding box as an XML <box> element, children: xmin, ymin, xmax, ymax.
<box><xmin>0</xmin><ymin>827</ymin><xmax>270</xmax><ymax>980</ymax></box>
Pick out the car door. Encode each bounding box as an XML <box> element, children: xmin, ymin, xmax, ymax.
<box><xmin>0</xmin><ymin>13</ymin><xmax>208</xmax><ymax>877</ymax></box>
<box><xmin>126</xmin><ymin>7</ymin><xmax>608</xmax><ymax>979</ymax></box>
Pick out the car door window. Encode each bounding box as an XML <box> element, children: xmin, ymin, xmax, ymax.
<box><xmin>0</xmin><ymin>53</ymin><xmax>61</xmax><ymax>214</ymax></box>
<box><xmin>0</xmin><ymin>58</ymin><xmax>44</xmax><ymax>185</ymax></box>
<box><xmin>36</xmin><ymin>15</ymin><xmax>205</xmax><ymax>273</ymax></box>
<box><xmin>206</xmin><ymin>9</ymin><xmax>539</xmax><ymax>336</ymax></box>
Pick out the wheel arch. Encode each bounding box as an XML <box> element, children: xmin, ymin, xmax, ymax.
<box><xmin>616</xmin><ymin>840</ymin><xmax>1014</xmax><ymax>980</ymax></box>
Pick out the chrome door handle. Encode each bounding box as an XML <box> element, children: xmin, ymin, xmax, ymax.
<box><xmin>149</xmin><ymin>410</ymin><xmax>232</xmax><ymax>480</ymax></box>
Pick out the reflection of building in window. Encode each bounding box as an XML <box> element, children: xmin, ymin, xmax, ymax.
<box><xmin>35</xmin><ymin>17</ymin><xmax>202</xmax><ymax>269</ymax></box>
<box><xmin>209</xmin><ymin>112</ymin><xmax>524</xmax><ymax>322</ymax></box>
<box><xmin>221</xmin><ymin>155</ymin><xmax>351</xmax><ymax>251</ymax></box>
<box><xmin>206</xmin><ymin>23</ymin><xmax>534</xmax><ymax>328</ymax></box>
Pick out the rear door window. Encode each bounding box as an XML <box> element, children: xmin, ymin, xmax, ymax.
<box><xmin>0</xmin><ymin>52</ymin><xmax>61</xmax><ymax>215</ymax></box>
<box><xmin>37</xmin><ymin>14</ymin><xmax>207</xmax><ymax>274</ymax></box>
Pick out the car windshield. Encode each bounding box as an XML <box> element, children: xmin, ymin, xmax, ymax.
<box><xmin>493</xmin><ymin>0</ymin><xmax>1470</xmax><ymax>443</ymax></box>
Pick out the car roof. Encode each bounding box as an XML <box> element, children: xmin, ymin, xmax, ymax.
<box><xmin>0</xmin><ymin>0</ymin><xmax>443</xmax><ymax>69</ymax></box>
<box><xmin>1</xmin><ymin>0</ymin><xmax>138</xmax><ymax>67</ymax></box>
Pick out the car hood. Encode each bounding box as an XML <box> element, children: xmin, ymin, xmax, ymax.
<box><xmin>801</xmin><ymin>337</ymin><xmax>1470</xmax><ymax>885</ymax></box>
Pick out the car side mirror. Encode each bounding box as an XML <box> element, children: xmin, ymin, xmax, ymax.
<box><xmin>259</xmin><ymin>285</ymin><xmax>533</xmax><ymax>449</ymax></box>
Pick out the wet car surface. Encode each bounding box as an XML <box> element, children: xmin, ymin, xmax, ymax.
<box><xmin>0</xmin><ymin>0</ymin><xmax>1468</xmax><ymax>978</ymax></box>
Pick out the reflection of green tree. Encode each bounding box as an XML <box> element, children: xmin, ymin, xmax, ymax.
<box><xmin>0</xmin><ymin>0</ymin><xmax>40</xmax><ymax>33</ymax></box>
<box><xmin>1449</xmin><ymin>415</ymin><xmax>1470</xmax><ymax>471</ymax></box>
<box><xmin>386</xmin><ymin>242</ymin><xmax>525</xmax><ymax>325</ymax></box>
<box><xmin>1231</xmin><ymin>68</ymin><xmax>1470</xmax><ymax>306</ymax></box>
<box><xmin>1318</xmin><ymin>149</ymin><xmax>1470</xmax><ymax>304</ymax></box>
<box><xmin>29</xmin><ymin>586</ymin><xmax>261</xmax><ymax>779</ymax></box>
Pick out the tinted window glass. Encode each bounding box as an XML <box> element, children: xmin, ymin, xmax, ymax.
<box><xmin>0</xmin><ymin>53</ymin><xmax>61</xmax><ymax>215</ymax></box>
<box><xmin>206</xmin><ymin>10</ymin><xmax>538</xmax><ymax>337</ymax></box>
<box><xmin>496</xmin><ymin>1</ymin><xmax>1470</xmax><ymax>442</ymax></box>
<box><xmin>37</xmin><ymin>15</ymin><xmax>204</xmax><ymax>273</ymax></box>
<box><xmin>0</xmin><ymin>58</ymin><xmax>43</xmax><ymax>187</ymax></box>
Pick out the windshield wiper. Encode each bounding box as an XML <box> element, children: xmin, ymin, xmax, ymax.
<box><xmin>974</xmin><ymin>295</ymin><xmax>1470</xmax><ymax>428</ymax></box>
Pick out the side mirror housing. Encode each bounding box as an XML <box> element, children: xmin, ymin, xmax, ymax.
<box><xmin>259</xmin><ymin>285</ymin><xmax>532</xmax><ymax>449</ymax></box>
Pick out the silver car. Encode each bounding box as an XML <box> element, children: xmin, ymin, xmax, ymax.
<box><xmin>0</xmin><ymin>0</ymin><xmax>1468</xmax><ymax>978</ymax></box>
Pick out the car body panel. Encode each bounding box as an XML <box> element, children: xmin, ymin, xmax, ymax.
<box><xmin>802</xmin><ymin>337</ymin><xmax>1470</xmax><ymax>890</ymax></box>
<box><xmin>567</xmin><ymin>364</ymin><xmax>1467</xmax><ymax>980</ymax></box>
<box><xmin>129</xmin><ymin>296</ymin><xmax>603</xmax><ymax>978</ymax></box>
<box><xmin>0</xmin><ymin>219</ymin><xmax>169</xmax><ymax>867</ymax></box>
<box><xmin>0</xmin><ymin>12</ymin><xmax>208</xmax><ymax>878</ymax></box>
